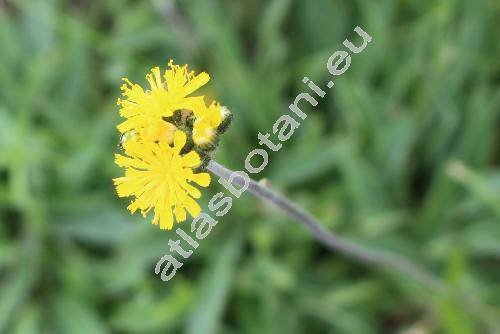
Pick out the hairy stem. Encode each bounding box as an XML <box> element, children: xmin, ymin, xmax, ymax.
<box><xmin>207</xmin><ymin>160</ymin><xmax>500</xmax><ymax>329</ymax></box>
<box><xmin>207</xmin><ymin>160</ymin><xmax>445</xmax><ymax>291</ymax></box>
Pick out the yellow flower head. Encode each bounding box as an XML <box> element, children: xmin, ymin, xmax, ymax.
<box><xmin>192</xmin><ymin>101</ymin><xmax>223</xmax><ymax>146</ymax></box>
<box><xmin>113</xmin><ymin>131</ymin><xmax>211</xmax><ymax>230</ymax></box>
<box><xmin>117</xmin><ymin>60</ymin><xmax>209</xmax><ymax>140</ymax></box>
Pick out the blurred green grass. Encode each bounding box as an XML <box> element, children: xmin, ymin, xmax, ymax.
<box><xmin>0</xmin><ymin>0</ymin><xmax>499</xmax><ymax>333</ymax></box>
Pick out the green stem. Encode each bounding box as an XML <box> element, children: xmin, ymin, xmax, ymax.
<box><xmin>207</xmin><ymin>160</ymin><xmax>445</xmax><ymax>291</ymax></box>
<box><xmin>207</xmin><ymin>159</ymin><xmax>500</xmax><ymax>330</ymax></box>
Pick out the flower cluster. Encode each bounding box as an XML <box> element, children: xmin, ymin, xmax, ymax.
<box><xmin>113</xmin><ymin>60</ymin><xmax>232</xmax><ymax>230</ymax></box>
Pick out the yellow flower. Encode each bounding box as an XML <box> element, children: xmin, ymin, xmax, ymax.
<box><xmin>192</xmin><ymin>101</ymin><xmax>223</xmax><ymax>146</ymax></box>
<box><xmin>117</xmin><ymin>60</ymin><xmax>209</xmax><ymax>139</ymax></box>
<box><xmin>113</xmin><ymin>131</ymin><xmax>211</xmax><ymax>230</ymax></box>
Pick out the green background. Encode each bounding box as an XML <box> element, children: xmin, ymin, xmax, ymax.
<box><xmin>1</xmin><ymin>0</ymin><xmax>499</xmax><ymax>333</ymax></box>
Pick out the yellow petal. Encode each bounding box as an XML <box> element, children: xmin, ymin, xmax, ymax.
<box><xmin>114</xmin><ymin>154</ymin><xmax>135</xmax><ymax>168</ymax></box>
<box><xmin>184</xmin><ymin>196</ymin><xmax>201</xmax><ymax>218</ymax></box>
<box><xmin>176</xmin><ymin>96</ymin><xmax>206</xmax><ymax>115</ymax></box>
<box><xmin>182</xmin><ymin>151</ymin><xmax>201</xmax><ymax>167</ymax></box>
<box><xmin>174</xmin><ymin>205</ymin><xmax>187</xmax><ymax>222</ymax></box>
<box><xmin>160</xmin><ymin>209</ymin><xmax>174</xmax><ymax>230</ymax></box>
<box><xmin>190</xmin><ymin>173</ymin><xmax>211</xmax><ymax>187</ymax></box>
<box><xmin>173</xmin><ymin>131</ymin><xmax>187</xmax><ymax>153</ymax></box>
<box><xmin>183</xmin><ymin>72</ymin><xmax>210</xmax><ymax>96</ymax></box>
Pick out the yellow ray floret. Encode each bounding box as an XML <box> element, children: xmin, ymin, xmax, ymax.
<box><xmin>117</xmin><ymin>60</ymin><xmax>209</xmax><ymax>137</ymax></box>
<box><xmin>192</xmin><ymin>101</ymin><xmax>223</xmax><ymax>146</ymax></box>
<box><xmin>113</xmin><ymin>131</ymin><xmax>211</xmax><ymax>230</ymax></box>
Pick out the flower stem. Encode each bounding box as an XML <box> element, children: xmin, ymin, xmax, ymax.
<box><xmin>207</xmin><ymin>160</ymin><xmax>445</xmax><ymax>291</ymax></box>
<box><xmin>207</xmin><ymin>160</ymin><xmax>500</xmax><ymax>330</ymax></box>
